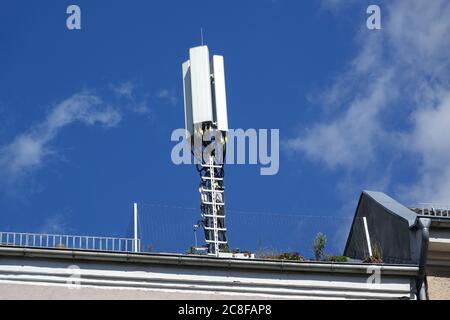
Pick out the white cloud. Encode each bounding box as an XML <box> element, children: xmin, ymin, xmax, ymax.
<box><xmin>113</xmin><ymin>81</ymin><xmax>135</xmax><ymax>100</ymax></box>
<box><xmin>405</xmin><ymin>93</ymin><xmax>450</xmax><ymax>203</ymax></box>
<box><xmin>0</xmin><ymin>80</ymin><xmax>163</xmax><ymax>192</ymax></box>
<box><xmin>0</xmin><ymin>92</ymin><xmax>121</xmax><ymax>184</ymax></box>
<box><xmin>286</xmin><ymin>72</ymin><xmax>393</xmax><ymax>169</ymax></box>
<box><xmin>286</xmin><ymin>0</ymin><xmax>450</xmax><ymax>203</ymax></box>
<box><xmin>388</xmin><ymin>0</ymin><xmax>450</xmax><ymax>78</ymax></box>
<box><xmin>112</xmin><ymin>81</ymin><xmax>152</xmax><ymax>115</ymax></box>
<box><xmin>157</xmin><ymin>89</ymin><xmax>178</xmax><ymax>106</ymax></box>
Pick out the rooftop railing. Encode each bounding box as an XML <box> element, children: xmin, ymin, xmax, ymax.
<box><xmin>0</xmin><ymin>231</ymin><xmax>140</xmax><ymax>253</ymax></box>
<box><xmin>410</xmin><ymin>203</ymin><xmax>450</xmax><ymax>218</ymax></box>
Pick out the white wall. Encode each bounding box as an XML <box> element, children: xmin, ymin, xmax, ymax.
<box><xmin>0</xmin><ymin>255</ymin><xmax>416</xmax><ymax>300</ymax></box>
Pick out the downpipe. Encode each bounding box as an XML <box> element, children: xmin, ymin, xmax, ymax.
<box><xmin>416</xmin><ymin>217</ymin><xmax>431</xmax><ymax>300</ymax></box>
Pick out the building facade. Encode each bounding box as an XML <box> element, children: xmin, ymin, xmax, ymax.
<box><xmin>0</xmin><ymin>246</ymin><xmax>419</xmax><ymax>300</ymax></box>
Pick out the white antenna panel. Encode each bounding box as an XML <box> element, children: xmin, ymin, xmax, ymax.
<box><xmin>182</xmin><ymin>60</ymin><xmax>194</xmax><ymax>138</ymax></box>
<box><xmin>189</xmin><ymin>46</ymin><xmax>213</xmax><ymax>125</ymax></box>
<box><xmin>211</xmin><ymin>55</ymin><xmax>228</xmax><ymax>132</ymax></box>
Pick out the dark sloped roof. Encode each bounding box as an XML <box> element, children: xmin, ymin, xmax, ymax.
<box><xmin>362</xmin><ymin>190</ymin><xmax>418</xmax><ymax>228</ymax></box>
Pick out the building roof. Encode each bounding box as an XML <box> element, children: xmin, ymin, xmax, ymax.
<box><xmin>344</xmin><ymin>190</ymin><xmax>423</xmax><ymax>265</ymax></box>
<box><xmin>363</xmin><ymin>190</ymin><xmax>418</xmax><ymax>228</ymax></box>
<box><xmin>0</xmin><ymin>246</ymin><xmax>418</xmax><ymax>276</ymax></box>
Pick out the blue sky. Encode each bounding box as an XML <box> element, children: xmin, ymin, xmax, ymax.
<box><xmin>1</xmin><ymin>1</ymin><xmax>449</xmax><ymax>257</ymax></box>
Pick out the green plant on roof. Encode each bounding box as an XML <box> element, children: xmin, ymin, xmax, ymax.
<box><xmin>255</xmin><ymin>248</ymin><xmax>305</xmax><ymax>261</ymax></box>
<box><xmin>186</xmin><ymin>246</ymin><xmax>196</xmax><ymax>254</ymax></box>
<box><xmin>277</xmin><ymin>252</ymin><xmax>304</xmax><ymax>261</ymax></box>
<box><xmin>324</xmin><ymin>255</ymin><xmax>348</xmax><ymax>263</ymax></box>
<box><xmin>363</xmin><ymin>241</ymin><xmax>383</xmax><ymax>263</ymax></box>
<box><xmin>313</xmin><ymin>232</ymin><xmax>327</xmax><ymax>261</ymax></box>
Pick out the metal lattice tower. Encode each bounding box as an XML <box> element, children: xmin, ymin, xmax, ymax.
<box><xmin>198</xmin><ymin>132</ymin><xmax>227</xmax><ymax>255</ymax></box>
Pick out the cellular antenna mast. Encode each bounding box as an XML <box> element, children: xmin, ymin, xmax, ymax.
<box><xmin>182</xmin><ymin>46</ymin><xmax>229</xmax><ymax>256</ymax></box>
